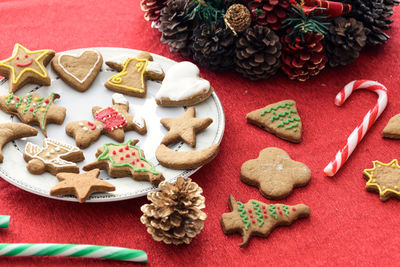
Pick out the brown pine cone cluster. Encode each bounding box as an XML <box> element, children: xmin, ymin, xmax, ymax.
<box><xmin>140</xmin><ymin>0</ymin><xmax>169</xmax><ymax>28</ymax></box>
<box><xmin>140</xmin><ymin>177</ymin><xmax>207</xmax><ymax>245</ymax></box>
<box><xmin>245</xmin><ymin>0</ymin><xmax>290</xmax><ymax>30</ymax></box>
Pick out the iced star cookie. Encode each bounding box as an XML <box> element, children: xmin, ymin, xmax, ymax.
<box><xmin>105</xmin><ymin>51</ymin><xmax>164</xmax><ymax>98</ymax></box>
<box><xmin>247</xmin><ymin>100</ymin><xmax>302</xmax><ymax>143</ymax></box>
<box><xmin>241</xmin><ymin>147</ymin><xmax>310</xmax><ymax>199</ymax></box>
<box><xmin>0</xmin><ymin>92</ymin><xmax>66</xmax><ymax>137</ymax></box>
<box><xmin>220</xmin><ymin>195</ymin><xmax>310</xmax><ymax>247</ymax></box>
<box><xmin>83</xmin><ymin>139</ymin><xmax>164</xmax><ymax>185</ymax></box>
<box><xmin>363</xmin><ymin>159</ymin><xmax>400</xmax><ymax>201</ymax></box>
<box><xmin>24</xmin><ymin>138</ymin><xmax>85</xmax><ymax>175</ymax></box>
<box><xmin>0</xmin><ymin>44</ymin><xmax>55</xmax><ymax>93</ymax></box>
<box><xmin>52</xmin><ymin>50</ymin><xmax>103</xmax><ymax>92</ymax></box>
<box><xmin>155</xmin><ymin>61</ymin><xmax>214</xmax><ymax>106</ymax></box>
<box><xmin>66</xmin><ymin>93</ymin><xmax>146</xmax><ymax>149</ymax></box>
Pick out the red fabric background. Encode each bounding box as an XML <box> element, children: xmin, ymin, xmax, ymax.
<box><xmin>0</xmin><ymin>1</ymin><xmax>399</xmax><ymax>266</ymax></box>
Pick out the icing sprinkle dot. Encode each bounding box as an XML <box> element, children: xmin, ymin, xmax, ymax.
<box><xmin>45</xmin><ymin>98</ymin><xmax>49</xmax><ymax>104</ymax></box>
<box><xmin>23</xmin><ymin>99</ymin><xmax>27</xmax><ymax>103</ymax></box>
<box><xmin>41</xmin><ymin>108</ymin><xmax>45</xmax><ymax>112</ymax></box>
<box><xmin>125</xmin><ymin>145</ymin><xmax>129</xmax><ymax>150</ymax></box>
<box><xmin>42</xmin><ymin>103</ymin><xmax>47</xmax><ymax>107</ymax></box>
<box><xmin>119</xmin><ymin>148</ymin><xmax>123</xmax><ymax>152</ymax></box>
<box><xmin>125</xmin><ymin>153</ymin><xmax>130</xmax><ymax>158</ymax></box>
<box><xmin>120</xmin><ymin>156</ymin><xmax>124</xmax><ymax>160</ymax></box>
<box><xmin>136</xmin><ymin>158</ymin><xmax>139</xmax><ymax>162</ymax></box>
<box><xmin>250</xmin><ymin>215</ymin><xmax>253</xmax><ymax>218</ymax></box>
<box><xmin>140</xmin><ymin>163</ymin><xmax>144</xmax><ymax>167</ymax></box>
<box><xmin>131</xmin><ymin>152</ymin><xmax>135</xmax><ymax>156</ymax></box>
<box><xmin>279</xmin><ymin>210</ymin><xmax>282</xmax><ymax>214</ymax></box>
<box><xmin>131</xmin><ymin>160</ymin><xmax>135</xmax><ymax>164</ymax></box>
<box><xmin>55</xmin><ymin>147</ymin><xmax>60</xmax><ymax>152</ymax></box>
<box><xmin>19</xmin><ymin>105</ymin><xmax>24</xmax><ymax>109</ymax></box>
<box><xmin>292</xmin><ymin>207</ymin><xmax>296</xmax><ymax>211</ymax></box>
<box><xmin>29</xmin><ymin>108</ymin><xmax>34</xmax><ymax>112</ymax></box>
<box><xmin>264</xmin><ymin>214</ymin><xmax>268</xmax><ymax>218</ymax></box>
<box><xmin>82</xmin><ymin>127</ymin><xmax>88</xmax><ymax>131</ymax></box>
<box><xmin>45</xmin><ymin>152</ymin><xmax>51</xmax><ymax>158</ymax></box>
<box><xmin>262</xmin><ymin>205</ymin><xmax>266</xmax><ymax>209</ymax></box>
<box><xmin>34</xmin><ymin>97</ymin><xmax>39</xmax><ymax>102</ymax></box>
<box><xmin>248</xmin><ymin>209</ymin><xmax>252</xmax><ymax>213</ymax></box>
<box><xmin>252</xmin><ymin>219</ymin><xmax>255</xmax><ymax>224</ymax></box>
<box><xmin>264</xmin><ymin>210</ymin><xmax>267</xmax><ymax>214</ymax></box>
<box><xmin>112</xmin><ymin>150</ymin><xmax>116</xmax><ymax>155</ymax></box>
<box><xmin>50</xmin><ymin>149</ymin><xmax>55</xmax><ymax>154</ymax></box>
<box><xmin>79</xmin><ymin>122</ymin><xmax>84</xmax><ymax>126</ymax></box>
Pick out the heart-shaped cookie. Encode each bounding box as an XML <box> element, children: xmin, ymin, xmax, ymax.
<box><xmin>52</xmin><ymin>50</ymin><xmax>103</xmax><ymax>92</ymax></box>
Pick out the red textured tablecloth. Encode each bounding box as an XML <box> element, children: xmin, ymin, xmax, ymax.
<box><xmin>0</xmin><ymin>1</ymin><xmax>399</xmax><ymax>266</ymax></box>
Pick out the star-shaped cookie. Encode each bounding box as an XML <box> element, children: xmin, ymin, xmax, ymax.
<box><xmin>160</xmin><ymin>107</ymin><xmax>213</xmax><ymax>147</ymax></box>
<box><xmin>363</xmin><ymin>159</ymin><xmax>400</xmax><ymax>201</ymax></box>
<box><xmin>50</xmin><ymin>169</ymin><xmax>115</xmax><ymax>203</ymax></box>
<box><xmin>0</xmin><ymin>44</ymin><xmax>55</xmax><ymax>93</ymax></box>
<box><xmin>241</xmin><ymin>147</ymin><xmax>311</xmax><ymax>199</ymax></box>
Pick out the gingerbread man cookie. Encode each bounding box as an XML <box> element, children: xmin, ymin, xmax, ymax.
<box><xmin>0</xmin><ymin>92</ymin><xmax>66</xmax><ymax>137</ymax></box>
<box><xmin>241</xmin><ymin>147</ymin><xmax>310</xmax><ymax>199</ymax></box>
<box><xmin>105</xmin><ymin>51</ymin><xmax>164</xmax><ymax>98</ymax></box>
<box><xmin>66</xmin><ymin>93</ymin><xmax>146</xmax><ymax>149</ymax></box>
<box><xmin>24</xmin><ymin>138</ymin><xmax>85</xmax><ymax>175</ymax></box>
<box><xmin>83</xmin><ymin>139</ymin><xmax>164</xmax><ymax>186</ymax></box>
<box><xmin>220</xmin><ymin>195</ymin><xmax>310</xmax><ymax>247</ymax></box>
<box><xmin>0</xmin><ymin>44</ymin><xmax>55</xmax><ymax>93</ymax></box>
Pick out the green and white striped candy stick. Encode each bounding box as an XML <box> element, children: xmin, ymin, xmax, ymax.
<box><xmin>0</xmin><ymin>243</ymin><xmax>147</xmax><ymax>263</ymax></box>
<box><xmin>0</xmin><ymin>216</ymin><xmax>10</xmax><ymax>228</ymax></box>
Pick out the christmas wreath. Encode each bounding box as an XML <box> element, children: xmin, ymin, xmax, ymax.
<box><xmin>140</xmin><ymin>0</ymin><xmax>399</xmax><ymax>81</ymax></box>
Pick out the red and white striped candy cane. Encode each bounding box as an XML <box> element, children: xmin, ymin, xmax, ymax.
<box><xmin>323</xmin><ymin>80</ymin><xmax>388</xmax><ymax>176</ymax></box>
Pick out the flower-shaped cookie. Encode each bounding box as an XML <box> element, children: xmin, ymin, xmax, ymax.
<box><xmin>241</xmin><ymin>147</ymin><xmax>311</xmax><ymax>199</ymax></box>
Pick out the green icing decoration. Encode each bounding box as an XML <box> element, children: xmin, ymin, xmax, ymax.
<box><xmin>282</xmin><ymin>205</ymin><xmax>289</xmax><ymax>217</ymax></box>
<box><xmin>5</xmin><ymin>93</ymin><xmax>13</xmax><ymax>105</ymax></box>
<box><xmin>237</xmin><ymin>201</ymin><xmax>251</xmax><ymax>230</ymax></box>
<box><xmin>22</xmin><ymin>94</ymin><xmax>33</xmax><ymax>115</ymax></box>
<box><xmin>277</xmin><ymin>117</ymin><xmax>300</xmax><ymax>128</ymax></box>
<box><xmin>269</xmin><ymin>204</ymin><xmax>278</xmax><ymax>219</ymax></box>
<box><xmin>251</xmin><ymin>201</ymin><xmax>264</xmax><ymax>227</ymax></box>
<box><xmin>40</xmin><ymin>93</ymin><xmax>54</xmax><ymax>131</ymax></box>
<box><xmin>270</xmin><ymin>110</ymin><xmax>297</xmax><ymax>122</ymax></box>
<box><xmin>15</xmin><ymin>97</ymin><xmax>23</xmax><ymax>109</ymax></box>
<box><xmin>260</xmin><ymin>102</ymin><xmax>294</xmax><ymax>116</ymax></box>
<box><xmin>97</xmin><ymin>139</ymin><xmax>159</xmax><ymax>175</ymax></box>
<box><xmin>286</xmin><ymin>122</ymin><xmax>299</xmax><ymax>130</ymax></box>
<box><xmin>33</xmin><ymin>97</ymin><xmax>44</xmax><ymax>117</ymax></box>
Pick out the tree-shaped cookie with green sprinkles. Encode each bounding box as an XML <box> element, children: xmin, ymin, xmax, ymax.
<box><xmin>246</xmin><ymin>100</ymin><xmax>302</xmax><ymax>143</ymax></box>
<box><xmin>220</xmin><ymin>195</ymin><xmax>310</xmax><ymax>247</ymax></box>
<box><xmin>83</xmin><ymin>139</ymin><xmax>164</xmax><ymax>186</ymax></box>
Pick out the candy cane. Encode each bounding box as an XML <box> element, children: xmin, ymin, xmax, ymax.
<box><xmin>0</xmin><ymin>216</ymin><xmax>9</xmax><ymax>228</ymax></box>
<box><xmin>0</xmin><ymin>243</ymin><xmax>147</xmax><ymax>263</ymax></box>
<box><xmin>324</xmin><ymin>80</ymin><xmax>388</xmax><ymax>176</ymax></box>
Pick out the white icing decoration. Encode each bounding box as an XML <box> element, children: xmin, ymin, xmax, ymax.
<box><xmin>23</xmin><ymin>99</ymin><xmax>27</xmax><ymax>102</ymax></box>
<box><xmin>10</xmin><ymin>100</ymin><xmax>15</xmax><ymax>104</ymax></box>
<box><xmin>42</xmin><ymin>103</ymin><xmax>47</xmax><ymax>107</ymax></box>
<box><xmin>55</xmin><ymin>147</ymin><xmax>61</xmax><ymax>152</ymax></box>
<box><xmin>112</xmin><ymin>93</ymin><xmax>128</xmax><ymax>105</ymax></box>
<box><xmin>155</xmin><ymin>61</ymin><xmax>210</xmax><ymax>101</ymax></box>
<box><xmin>45</xmin><ymin>152</ymin><xmax>51</xmax><ymax>158</ymax></box>
<box><xmin>79</xmin><ymin>122</ymin><xmax>84</xmax><ymax>126</ymax></box>
<box><xmin>97</xmin><ymin>125</ymin><xmax>104</xmax><ymax>130</ymax></box>
<box><xmin>50</xmin><ymin>149</ymin><xmax>55</xmax><ymax>154</ymax></box>
<box><xmin>133</xmin><ymin>115</ymin><xmax>145</xmax><ymax>129</ymax></box>
<box><xmin>57</xmin><ymin>50</ymin><xmax>101</xmax><ymax>84</ymax></box>
<box><xmin>276</xmin><ymin>164</ymin><xmax>283</xmax><ymax>171</ymax></box>
<box><xmin>82</xmin><ymin>127</ymin><xmax>88</xmax><ymax>131</ymax></box>
<box><xmin>146</xmin><ymin>61</ymin><xmax>163</xmax><ymax>74</ymax></box>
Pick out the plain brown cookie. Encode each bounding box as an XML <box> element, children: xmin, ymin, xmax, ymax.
<box><xmin>0</xmin><ymin>43</ymin><xmax>55</xmax><ymax>93</ymax></box>
<box><xmin>0</xmin><ymin>122</ymin><xmax>38</xmax><ymax>163</ymax></box>
<box><xmin>51</xmin><ymin>50</ymin><xmax>103</xmax><ymax>92</ymax></box>
<box><xmin>241</xmin><ymin>147</ymin><xmax>310</xmax><ymax>199</ymax></box>
<box><xmin>83</xmin><ymin>139</ymin><xmax>164</xmax><ymax>186</ymax></box>
<box><xmin>382</xmin><ymin>114</ymin><xmax>400</xmax><ymax>139</ymax></box>
<box><xmin>50</xmin><ymin>169</ymin><xmax>115</xmax><ymax>203</ymax></box>
<box><xmin>105</xmin><ymin>51</ymin><xmax>164</xmax><ymax>98</ymax></box>
<box><xmin>247</xmin><ymin>100</ymin><xmax>302</xmax><ymax>143</ymax></box>
<box><xmin>160</xmin><ymin>107</ymin><xmax>213</xmax><ymax>148</ymax></box>
<box><xmin>0</xmin><ymin>92</ymin><xmax>66</xmax><ymax>137</ymax></box>
<box><xmin>24</xmin><ymin>138</ymin><xmax>85</xmax><ymax>176</ymax></box>
<box><xmin>220</xmin><ymin>195</ymin><xmax>310</xmax><ymax>247</ymax></box>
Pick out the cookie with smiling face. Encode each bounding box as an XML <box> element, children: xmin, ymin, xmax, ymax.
<box><xmin>0</xmin><ymin>44</ymin><xmax>55</xmax><ymax>93</ymax></box>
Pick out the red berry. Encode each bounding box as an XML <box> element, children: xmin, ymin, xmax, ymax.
<box><xmin>119</xmin><ymin>148</ymin><xmax>123</xmax><ymax>152</ymax></box>
<box><xmin>131</xmin><ymin>152</ymin><xmax>135</xmax><ymax>156</ymax></box>
<box><xmin>125</xmin><ymin>145</ymin><xmax>129</xmax><ymax>150</ymax></box>
<box><xmin>125</xmin><ymin>154</ymin><xmax>130</xmax><ymax>158</ymax></box>
<box><xmin>112</xmin><ymin>150</ymin><xmax>116</xmax><ymax>155</ymax></box>
<box><xmin>45</xmin><ymin>98</ymin><xmax>49</xmax><ymax>104</ymax></box>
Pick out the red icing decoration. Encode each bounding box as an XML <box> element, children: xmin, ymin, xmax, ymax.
<box><xmin>120</xmin><ymin>156</ymin><xmax>124</xmax><ymax>160</ymax></box>
<box><xmin>262</xmin><ymin>205</ymin><xmax>266</xmax><ymax>209</ymax></box>
<box><xmin>29</xmin><ymin>108</ymin><xmax>34</xmax><ymax>112</ymax></box>
<box><xmin>140</xmin><ymin>163</ymin><xmax>144</xmax><ymax>167</ymax></box>
<box><xmin>248</xmin><ymin>209</ymin><xmax>252</xmax><ymax>213</ymax></box>
<box><xmin>131</xmin><ymin>160</ymin><xmax>135</xmax><ymax>164</ymax></box>
<box><xmin>112</xmin><ymin>151</ymin><xmax>116</xmax><ymax>155</ymax></box>
<box><xmin>131</xmin><ymin>152</ymin><xmax>135</xmax><ymax>156</ymax></box>
<box><xmin>136</xmin><ymin>158</ymin><xmax>139</xmax><ymax>162</ymax></box>
<box><xmin>252</xmin><ymin>219</ymin><xmax>255</xmax><ymax>224</ymax></box>
<box><xmin>16</xmin><ymin>58</ymin><xmax>33</xmax><ymax>67</ymax></box>
<box><xmin>125</xmin><ymin>153</ymin><xmax>130</xmax><ymax>158</ymax></box>
<box><xmin>24</xmin><ymin>54</ymin><xmax>28</xmax><ymax>58</ymax></box>
<box><xmin>95</xmin><ymin>107</ymin><xmax>127</xmax><ymax>132</ymax></box>
<box><xmin>292</xmin><ymin>207</ymin><xmax>296</xmax><ymax>211</ymax></box>
<box><xmin>16</xmin><ymin>56</ymin><xmax>19</xmax><ymax>60</ymax></box>
<box><xmin>119</xmin><ymin>148</ymin><xmax>123</xmax><ymax>152</ymax></box>
<box><xmin>250</xmin><ymin>215</ymin><xmax>253</xmax><ymax>218</ymax></box>
<box><xmin>264</xmin><ymin>210</ymin><xmax>267</xmax><ymax>214</ymax></box>
<box><xmin>125</xmin><ymin>145</ymin><xmax>129</xmax><ymax>150</ymax></box>
<box><xmin>279</xmin><ymin>211</ymin><xmax>282</xmax><ymax>214</ymax></box>
<box><xmin>15</xmin><ymin>97</ymin><xmax>19</xmax><ymax>101</ymax></box>
<box><xmin>87</xmin><ymin>121</ymin><xmax>96</xmax><ymax>130</ymax></box>
<box><xmin>45</xmin><ymin>98</ymin><xmax>49</xmax><ymax>104</ymax></box>
<box><xmin>264</xmin><ymin>214</ymin><xmax>268</xmax><ymax>218</ymax></box>
<box><xmin>277</xmin><ymin>206</ymin><xmax>280</xmax><ymax>210</ymax></box>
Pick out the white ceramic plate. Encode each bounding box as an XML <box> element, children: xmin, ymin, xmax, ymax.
<box><xmin>0</xmin><ymin>47</ymin><xmax>225</xmax><ymax>202</ymax></box>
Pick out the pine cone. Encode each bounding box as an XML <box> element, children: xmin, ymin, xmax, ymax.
<box><xmin>224</xmin><ymin>4</ymin><xmax>252</xmax><ymax>34</ymax></box>
<box><xmin>234</xmin><ymin>25</ymin><xmax>282</xmax><ymax>80</ymax></box>
<box><xmin>245</xmin><ymin>0</ymin><xmax>290</xmax><ymax>31</ymax></box>
<box><xmin>191</xmin><ymin>20</ymin><xmax>236</xmax><ymax>71</ymax></box>
<box><xmin>159</xmin><ymin>0</ymin><xmax>195</xmax><ymax>56</ymax></box>
<box><xmin>281</xmin><ymin>32</ymin><xmax>327</xmax><ymax>82</ymax></box>
<box><xmin>342</xmin><ymin>0</ymin><xmax>398</xmax><ymax>45</ymax></box>
<box><xmin>140</xmin><ymin>0</ymin><xmax>169</xmax><ymax>29</ymax></box>
<box><xmin>325</xmin><ymin>17</ymin><xmax>366</xmax><ymax>67</ymax></box>
<box><xmin>140</xmin><ymin>177</ymin><xmax>207</xmax><ymax>245</ymax></box>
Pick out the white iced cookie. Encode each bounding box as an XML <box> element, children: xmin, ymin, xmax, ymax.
<box><xmin>155</xmin><ymin>61</ymin><xmax>214</xmax><ymax>106</ymax></box>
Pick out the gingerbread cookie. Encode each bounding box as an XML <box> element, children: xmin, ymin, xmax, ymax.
<box><xmin>160</xmin><ymin>107</ymin><xmax>212</xmax><ymax>147</ymax></box>
<box><xmin>0</xmin><ymin>44</ymin><xmax>55</xmax><ymax>93</ymax></box>
<box><xmin>363</xmin><ymin>159</ymin><xmax>400</xmax><ymax>201</ymax></box>
<box><xmin>0</xmin><ymin>92</ymin><xmax>66</xmax><ymax>137</ymax></box>
<box><xmin>50</xmin><ymin>169</ymin><xmax>115</xmax><ymax>203</ymax></box>
<box><xmin>382</xmin><ymin>114</ymin><xmax>400</xmax><ymax>139</ymax></box>
<box><xmin>105</xmin><ymin>51</ymin><xmax>164</xmax><ymax>98</ymax></box>
<box><xmin>155</xmin><ymin>144</ymin><xmax>220</xmax><ymax>170</ymax></box>
<box><xmin>247</xmin><ymin>100</ymin><xmax>302</xmax><ymax>143</ymax></box>
<box><xmin>241</xmin><ymin>147</ymin><xmax>310</xmax><ymax>199</ymax></box>
<box><xmin>83</xmin><ymin>139</ymin><xmax>164</xmax><ymax>185</ymax></box>
<box><xmin>155</xmin><ymin>61</ymin><xmax>214</xmax><ymax>106</ymax></box>
<box><xmin>66</xmin><ymin>93</ymin><xmax>146</xmax><ymax>149</ymax></box>
<box><xmin>220</xmin><ymin>195</ymin><xmax>310</xmax><ymax>247</ymax></box>
<box><xmin>52</xmin><ymin>50</ymin><xmax>103</xmax><ymax>92</ymax></box>
<box><xmin>24</xmin><ymin>138</ymin><xmax>85</xmax><ymax>175</ymax></box>
<box><xmin>0</xmin><ymin>123</ymin><xmax>38</xmax><ymax>163</ymax></box>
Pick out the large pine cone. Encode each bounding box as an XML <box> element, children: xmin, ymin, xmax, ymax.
<box><xmin>191</xmin><ymin>20</ymin><xmax>236</xmax><ymax>71</ymax></box>
<box><xmin>341</xmin><ymin>0</ymin><xmax>398</xmax><ymax>45</ymax></box>
<box><xmin>159</xmin><ymin>0</ymin><xmax>195</xmax><ymax>56</ymax></box>
<box><xmin>140</xmin><ymin>177</ymin><xmax>207</xmax><ymax>245</ymax></box>
<box><xmin>140</xmin><ymin>0</ymin><xmax>169</xmax><ymax>29</ymax></box>
<box><xmin>281</xmin><ymin>32</ymin><xmax>327</xmax><ymax>82</ymax></box>
<box><xmin>244</xmin><ymin>0</ymin><xmax>290</xmax><ymax>31</ymax></box>
<box><xmin>325</xmin><ymin>17</ymin><xmax>366</xmax><ymax>67</ymax></box>
<box><xmin>234</xmin><ymin>25</ymin><xmax>282</xmax><ymax>80</ymax></box>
